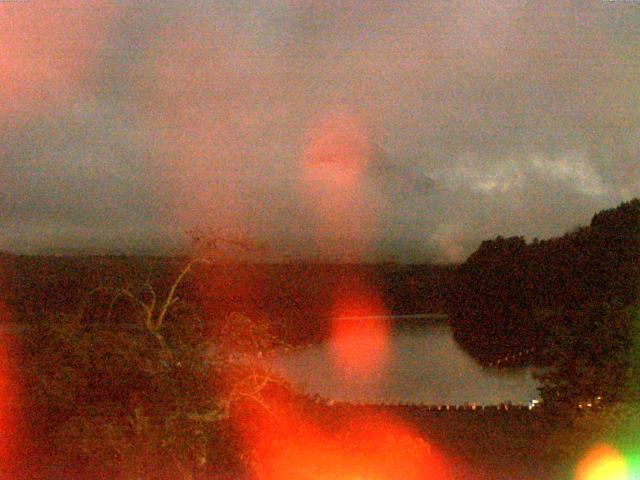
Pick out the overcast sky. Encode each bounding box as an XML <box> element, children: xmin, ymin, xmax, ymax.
<box><xmin>0</xmin><ymin>1</ymin><xmax>638</xmax><ymax>262</ymax></box>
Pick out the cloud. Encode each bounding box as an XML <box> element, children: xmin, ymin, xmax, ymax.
<box><xmin>0</xmin><ymin>0</ymin><xmax>638</xmax><ymax>260</ymax></box>
<box><xmin>368</xmin><ymin>145</ymin><xmax>435</xmax><ymax>197</ymax></box>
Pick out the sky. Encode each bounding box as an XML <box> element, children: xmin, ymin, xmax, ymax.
<box><xmin>0</xmin><ymin>0</ymin><xmax>638</xmax><ymax>262</ymax></box>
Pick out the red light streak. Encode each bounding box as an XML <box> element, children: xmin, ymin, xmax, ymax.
<box><xmin>329</xmin><ymin>279</ymin><xmax>391</xmax><ymax>380</ymax></box>
<box><xmin>0</xmin><ymin>262</ymin><xmax>22</xmax><ymax>476</ymax></box>
<box><xmin>242</xmin><ymin>398</ymin><xmax>451</xmax><ymax>480</ymax></box>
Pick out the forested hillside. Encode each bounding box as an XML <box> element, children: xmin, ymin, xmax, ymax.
<box><xmin>448</xmin><ymin>199</ymin><xmax>640</xmax><ymax>405</ymax></box>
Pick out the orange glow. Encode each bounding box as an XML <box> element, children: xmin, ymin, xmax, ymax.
<box><xmin>0</xmin><ymin>262</ymin><xmax>21</xmax><ymax>475</ymax></box>
<box><xmin>243</xmin><ymin>399</ymin><xmax>451</xmax><ymax>480</ymax></box>
<box><xmin>0</xmin><ymin>334</ymin><xmax>18</xmax><ymax>472</ymax></box>
<box><xmin>576</xmin><ymin>444</ymin><xmax>628</xmax><ymax>480</ymax></box>
<box><xmin>329</xmin><ymin>280</ymin><xmax>391</xmax><ymax>379</ymax></box>
<box><xmin>303</xmin><ymin>109</ymin><xmax>372</xmax><ymax>177</ymax></box>
<box><xmin>0</xmin><ymin>2</ymin><xmax>115</xmax><ymax>113</ymax></box>
<box><xmin>301</xmin><ymin>108</ymin><xmax>379</xmax><ymax>260</ymax></box>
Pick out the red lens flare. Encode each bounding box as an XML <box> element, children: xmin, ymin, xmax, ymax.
<box><xmin>301</xmin><ymin>108</ymin><xmax>379</xmax><ymax>260</ymax></box>
<box><xmin>576</xmin><ymin>444</ymin><xmax>628</xmax><ymax>480</ymax></box>
<box><xmin>303</xmin><ymin>109</ymin><xmax>372</xmax><ymax>177</ymax></box>
<box><xmin>243</xmin><ymin>398</ymin><xmax>451</xmax><ymax>480</ymax></box>
<box><xmin>0</xmin><ymin>2</ymin><xmax>115</xmax><ymax>113</ymax></box>
<box><xmin>0</xmin><ymin>261</ymin><xmax>22</xmax><ymax>475</ymax></box>
<box><xmin>329</xmin><ymin>278</ymin><xmax>391</xmax><ymax>380</ymax></box>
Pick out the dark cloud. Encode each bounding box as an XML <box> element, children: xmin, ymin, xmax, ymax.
<box><xmin>0</xmin><ymin>0</ymin><xmax>638</xmax><ymax>261</ymax></box>
<box><xmin>367</xmin><ymin>145</ymin><xmax>434</xmax><ymax>197</ymax></box>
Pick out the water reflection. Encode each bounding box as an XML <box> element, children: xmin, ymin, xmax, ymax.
<box><xmin>271</xmin><ymin>322</ymin><xmax>542</xmax><ymax>405</ymax></box>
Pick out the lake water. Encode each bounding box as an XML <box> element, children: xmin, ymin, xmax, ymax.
<box><xmin>270</xmin><ymin>321</ymin><xmax>542</xmax><ymax>405</ymax></box>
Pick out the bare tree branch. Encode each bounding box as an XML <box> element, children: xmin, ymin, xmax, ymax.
<box><xmin>154</xmin><ymin>258</ymin><xmax>196</xmax><ymax>332</ymax></box>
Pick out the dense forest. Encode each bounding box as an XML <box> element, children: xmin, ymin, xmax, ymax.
<box><xmin>447</xmin><ymin>198</ymin><xmax>640</xmax><ymax>405</ymax></box>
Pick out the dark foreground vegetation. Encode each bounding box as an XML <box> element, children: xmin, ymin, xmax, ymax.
<box><xmin>0</xmin><ymin>249</ymin><xmax>459</xmax><ymax>479</ymax></box>
<box><xmin>0</xmin><ymin>199</ymin><xmax>639</xmax><ymax>478</ymax></box>
<box><xmin>3</xmin><ymin>255</ymin><xmax>454</xmax><ymax>345</ymax></box>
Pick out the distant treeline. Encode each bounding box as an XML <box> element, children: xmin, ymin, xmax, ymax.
<box><xmin>0</xmin><ymin>255</ymin><xmax>454</xmax><ymax>345</ymax></box>
<box><xmin>447</xmin><ymin>198</ymin><xmax>640</xmax><ymax>367</ymax></box>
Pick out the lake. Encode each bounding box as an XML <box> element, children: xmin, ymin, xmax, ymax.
<box><xmin>270</xmin><ymin>320</ymin><xmax>542</xmax><ymax>405</ymax></box>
